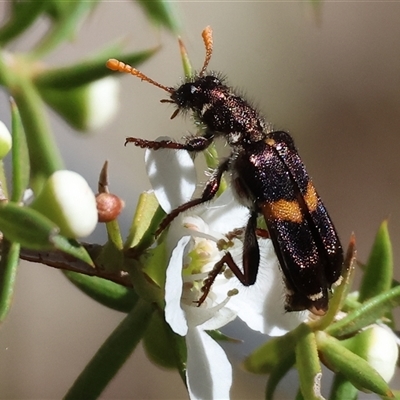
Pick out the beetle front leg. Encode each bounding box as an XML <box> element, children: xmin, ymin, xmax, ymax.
<box><xmin>125</xmin><ymin>135</ymin><xmax>214</xmax><ymax>153</ymax></box>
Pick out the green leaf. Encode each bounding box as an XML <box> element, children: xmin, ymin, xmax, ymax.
<box><xmin>51</xmin><ymin>236</ymin><xmax>94</xmax><ymax>266</ymax></box>
<box><xmin>142</xmin><ymin>240</ymin><xmax>167</xmax><ymax>289</ymax></box>
<box><xmin>243</xmin><ymin>323</ymin><xmax>309</xmax><ymax>374</ymax></box>
<box><xmin>44</xmin><ymin>0</ymin><xmax>91</xmax><ymax>21</ymax></box>
<box><xmin>63</xmin><ymin>271</ymin><xmax>138</xmax><ymax>313</ymax></box>
<box><xmin>265</xmin><ymin>350</ymin><xmax>296</xmax><ymax>400</ymax></box>
<box><xmin>295</xmin><ymin>390</ymin><xmax>305</xmax><ymax>400</ymax></box>
<box><xmin>136</xmin><ymin>0</ymin><xmax>180</xmax><ymax>33</ymax></box>
<box><xmin>0</xmin><ymin>202</ymin><xmax>93</xmax><ymax>264</ymax></box>
<box><xmin>178</xmin><ymin>34</ymin><xmax>193</xmax><ymax>78</ymax></box>
<box><xmin>33</xmin><ymin>0</ymin><xmax>101</xmax><ymax>58</ymax></box>
<box><xmin>206</xmin><ymin>330</ymin><xmax>241</xmax><ymax>343</ymax></box>
<box><xmin>125</xmin><ymin>243</ymin><xmax>167</xmax><ymax>306</ymax></box>
<box><xmin>0</xmin><ymin>1</ymin><xmax>46</xmax><ymax>45</ymax></box>
<box><xmin>0</xmin><ymin>202</ymin><xmax>59</xmax><ymax>249</ymax></box>
<box><xmin>37</xmin><ymin>84</ymin><xmax>95</xmax><ymax>132</ymax></box>
<box><xmin>0</xmin><ymin>160</ymin><xmax>8</xmax><ymax>200</ymax></box>
<box><xmin>295</xmin><ymin>327</ymin><xmax>323</xmax><ymax>400</ymax></box>
<box><xmin>35</xmin><ymin>47</ymin><xmax>159</xmax><ymax>90</ymax></box>
<box><xmin>0</xmin><ymin>239</ymin><xmax>20</xmax><ymax>323</ymax></box>
<box><xmin>124</xmin><ymin>191</ymin><xmax>163</xmax><ymax>250</ymax></box>
<box><xmin>94</xmin><ymin>240</ymin><xmax>124</xmax><ymax>274</ymax></box>
<box><xmin>316</xmin><ymin>331</ymin><xmax>394</xmax><ymax>397</ymax></box>
<box><xmin>358</xmin><ymin>220</ymin><xmax>393</xmax><ymax>302</ymax></box>
<box><xmin>329</xmin><ymin>374</ymin><xmax>358</xmax><ymax>400</ymax></box>
<box><xmin>10</xmin><ymin>98</ymin><xmax>30</xmax><ymax>203</ymax></box>
<box><xmin>143</xmin><ymin>310</ymin><xmax>186</xmax><ymax>374</ymax></box>
<box><xmin>12</xmin><ymin>79</ymin><xmax>63</xmax><ymax>191</ymax></box>
<box><xmin>311</xmin><ymin>234</ymin><xmax>356</xmax><ymax>331</ymax></box>
<box><xmin>326</xmin><ymin>285</ymin><xmax>400</xmax><ymax>338</ymax></box>
<box><xmin>64</xmin><ymin>298</ymin><xmax>154</xmax><ymax>400</ymax></box>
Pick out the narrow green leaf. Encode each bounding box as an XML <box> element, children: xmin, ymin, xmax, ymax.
<box><xmin>326</xmin><ymin>285</ymin><xmax>400</xmax><ymax>338</ymax></box>
<box><xmin>0</xmin><ymin>1</ymin><xmax>46</xmax><ymax>45</ymax></box>
<box><xmin>141</xmin><ymin>240</ymin><xmax>167</xmax><ymax>289</ymax></box>
<box><xmin>295</xmin><ymin>390</ymin><xmax>305</xmax><ymax>400</ymax></box>
<box><xmin>64</xmin><ymin>298</ymin><xmax>154</xmax><ymax>400</ymax></box>
<box><xmin>63</xmin><ymin>271</ymin><xmax>138</xmax><ymax>313</ymax></box>
<box><xmin>37</xmin><ymin>84</ymin><xmax>94</xmax><ymax>132</ymax></box>
<box><xmin>136</xmin><ymin>0</ymin><xmax>180</xmax><ymax>33</ymax></box>
<box><xmin>125</xmin><ymin>244</ymin><xmax>166</xmax><ymax>306</ymax></box>
<box><xmin>265</xmin><ymin>350</ymin><xmax>296</xmax><ymax>400</ymax></box>
<box><xmin>313</xmin><ymin>234</ymin><xmax>356</xmax><ymax>332</ymax></box>
<box><xmin>35</xmin><ymin>48</ymin><xmax>159</xmax><ymax>90</ymax></box>
<box><xmin>390</xmin><ymin>390</ymin><xmax>400</xmax><ymax>399</ymax></box>
<box><xmin>44</xmin><ymin>0</ymin><xmax>90</xmax><ymax>21</ymax></box>
<box><xmin>316</xmin><ymin>331</ymin><xmax>394</xmax><ymax>398</ymax></box>
<box><xmin>32</xmin><ymin>0</ymin><xmax>100</xmax><ymax>58</ymax></box>
<box><xmin>243</xmin><ymin>323</ymin><xmax>309</xmax><ymax>374</ymax></box>
<box><xmin>0</xmin><ymin>160</ymin><xmax>8</xmax><ymax>200</ymax></box>
<box><xmin>10</xmin><ymin>98</ymin><xmax>30</xmax><ymax>203</ymax></box>
<box><xmin>12</xmin><ymin>79</ymin><xmax>63</xmax><ymax>191</ymax></box>
<box><xmin>358</xmin><ymin>220</ymin><xmax>393</xmax><ymax>302</ymax></box>
<box><xmin>178</xmin><ymin>33</ymin><xmax>193</xmax><ymax>79</ymax></box>
<box><xmin>143</xmin><ymin>310</ymin><xmax>187</xmax><ymax>374</ymax></box>
<box><xmin>94</xmin><ymin>240</ymin><xmax>124</xmax><ymax>274</ymax></box>
<box><xmin>329</xmin><ymin>374</ymin><xmax>358</xmax><ymax>400</ymax></box>
<box><xmin>51</xmin><ymin>236</ymin><xmax>94</xmax><ymax>266</ymax></box>
<box><xmin>124</xmin><ymin>191</ymin><xmax>163</xmax><ymax>250</ymax></box>
<box><xmin>0</xmin><ymin>202</ymin><xmax>58</xmax><ymax>249</ymax></box>
<box><xmin>0</xmin><ymin>239</ymin><xmax>20</xmax><ymax>322</ymax></box>
<box><xmin>296</xmin><ymin>328</ymin><xmax>323</xmax><ymax>400</ymax></box>
<box><xmin>206</xmin><ymin>330</ymin><xmax>241</xmax><ymax>343</ymax></box>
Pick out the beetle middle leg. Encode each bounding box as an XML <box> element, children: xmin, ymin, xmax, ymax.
<box><xmin>197</xmin><ymin>211</ymin><xmax>261</xmax><ymax>305</ymax></box>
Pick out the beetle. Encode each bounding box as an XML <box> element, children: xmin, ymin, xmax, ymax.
<box><xmin>106</xmin><ymin>26</ymin><xmax>344</xmax><ymax>315</ymax></box>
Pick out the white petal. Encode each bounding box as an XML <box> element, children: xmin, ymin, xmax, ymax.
<box><xmin>225</xmin><ymin>240</ymin><xmax>308</xmax><ymax>336</ymax></box>
<box><xmin>165</xmin><ymin>236</ymin><xmax>191</xmax><ymax>336</ymax></box>
<box><xmin>186</xmin><ymin>327</ymin><xmax>232</xmax><ymax>400</ymax></box>
<box><xmin>145</xmin><ymin>138</ymin><xmax>196</xmax><ymax>213</ymax></box>
<box><xmin>184</xmin><ymin>297</ymin><xmax>237</xmax><ymax>330</ymax></box>
<box><xmin>199</xmin><ymin>186</ymin><xmax>250</xmax><ymax>232</ymax></box>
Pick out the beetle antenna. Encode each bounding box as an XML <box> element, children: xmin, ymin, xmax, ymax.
<box><xmin>106</xmin><ymin>59</ymin><xmax>174</xmax><ymax>94</ymax></box>
<box><xmin>199</xmin><ymin>26</ymin><xmax>213</xmax><ymax>77</ymax></box>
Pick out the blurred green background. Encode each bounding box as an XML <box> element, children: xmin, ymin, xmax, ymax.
<box><xmin>0</xmin><ymin>2</ymin><xmax>399</xmax><ymax>398</ymax></box>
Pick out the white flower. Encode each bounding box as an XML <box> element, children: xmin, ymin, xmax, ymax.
<box><xmin>145</xmin><ymin>140</ymin><xmax>307</xmax><ymax>399</ymax></box>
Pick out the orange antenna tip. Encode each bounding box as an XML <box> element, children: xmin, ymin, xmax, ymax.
<box><xmin>199</xmin><ymin>26</ymin><xmax>213</xmax><ymax>77</ymax></box>
<box><xmin>106</xmin><ymin>58</ymin><xmax>174</xmax><ymax>94</ymax></box>
<box><xmin>106</xmin><ymin>58</ymin><xmax>120</xmax><ymax>71</ymax></box>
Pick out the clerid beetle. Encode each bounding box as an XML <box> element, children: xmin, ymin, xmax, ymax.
<box><xmin>106</xmin><ymin>26</ymin><xmax>344</xmax><ymax>316</ymax></box>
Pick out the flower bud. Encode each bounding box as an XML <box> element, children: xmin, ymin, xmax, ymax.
<box><xmin>30</xmin><ymin>170</ymin><xmax>97</xmax><ymax>238</ymax></box>
<box><xmin>343</xmin><ymin>325</ymin><xmax>398</xmax><ymax>383</ymax></box>
<box><xmin>38</xmin><ymin>77</ymin><xmax>119</xmax><ymax>132</ymax></box>
<box><xmin>0</xmin><ymin>120</ymin><xmax>12</xmax><ymax>159</ymax></box>
<box><xmin>96</xmin><ymin>192</ymin><xmax>124</xmax><ymax>222</ymax></box>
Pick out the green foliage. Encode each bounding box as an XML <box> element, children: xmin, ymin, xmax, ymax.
<box><xmin>0</xmin><ymin>2</ymin><xmax>182</xmax><ymax>396</ymax></box>
<box><xmin>0</xmin><ymin>2</ymin><xmax>399</xmax><ymax>400</ymax></box>
<box><xmin>244</xmin><ymin>230</ymin><xmax>398</xmax><ymax>399</ymax></box>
